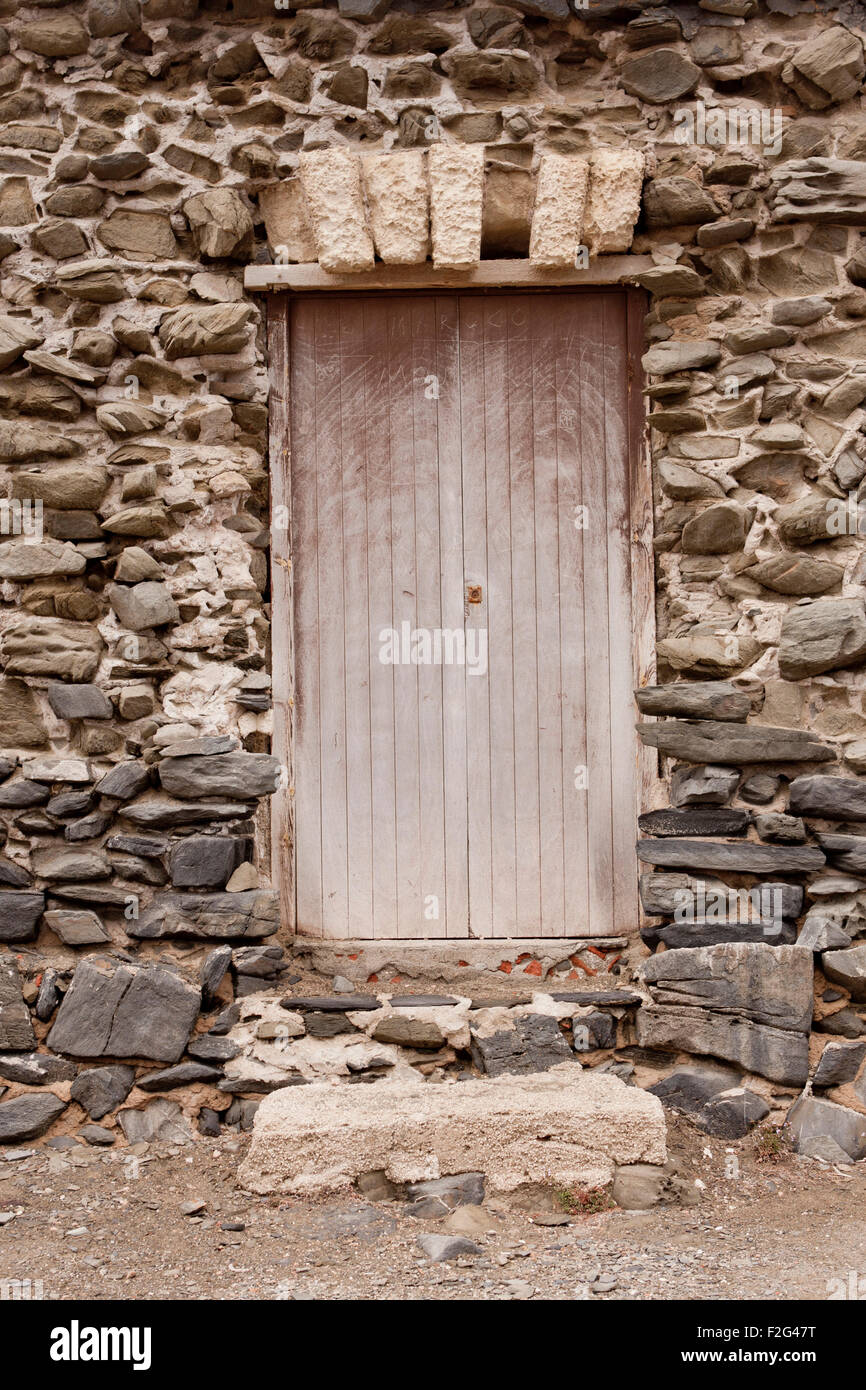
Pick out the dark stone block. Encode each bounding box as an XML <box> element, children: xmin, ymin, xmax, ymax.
<box><xmin>638</xmin><ymin>807</ymin><xmax>750</xmax><ymax>837</ymax></box>
<box><xmin>168</xmin><ymin>835</ymin><xmax>245</xmax><ymax>889</ymax></box>
<box><xmin>70</xmin><ymin>1064</ymin><xmax>135</xmax><ymax>1119</ymax></box>
<box><xmin>281</xmin><ymin>995</ymin><xmax>379</xmax><ymax>1011</ymax></box>
<box><xmin>0</xmin><ymin>891</ymin><xmax>44</xmax><ymax>942</ymax></box>
<box><xmin>471</xmin><ymin>1014</ymin><xmax>572</xmax><ymax>1077</ymax></box>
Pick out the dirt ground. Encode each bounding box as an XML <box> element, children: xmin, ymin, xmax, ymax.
<box><xmin>0</xmin><ymin>1113</ymin><xmax>863</xmax><ymax>1302</ymax></box>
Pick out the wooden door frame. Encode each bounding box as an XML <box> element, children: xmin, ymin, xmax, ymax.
<box><xmin>264</xmin><ymin>277</ymin><xmax>656</xmax><ymax>937</ymax></box>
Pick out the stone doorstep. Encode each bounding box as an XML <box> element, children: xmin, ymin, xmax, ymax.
<box><xmin>291</xmin><ymin>936</ymin><xmax>630</xmax><ymax>990</ymax></box>
<box><xmin>238</xmin><ymin>1066</ymin><xmax>667</xmax><ymax>1197</ymax></box>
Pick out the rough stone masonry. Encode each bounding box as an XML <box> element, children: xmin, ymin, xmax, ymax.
<box><xmin>1</xmin><ymin>0</ymin><xmax>866</xmax><ymax>1181</ymax></box>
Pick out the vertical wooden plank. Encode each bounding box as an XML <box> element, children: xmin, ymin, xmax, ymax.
<box><xmin>314</xmin><ymin>299</ymin><xmax>350</xmax><ymax>936</ymax></box>
<box><xmin>482</xmin><ymin>297</ymin><xmax>519</xmax><ymax>938</ymax></box>
<box><xmin>435</xmin><ymin>295</ymin><xmax>470</xmax><ymax>939</ymax></box>
<box><xmin>388</xmin><ymin>297</ymin><xmax>423</xmax><ymax>937</ymax></box>
<box><xmin>579</xmin><ymin>293</ymin><xmax>616</xmax><ymax>936</ymax></box>
<box><xmin>338</xmin><ymin>298</ymin><xmax>375</xmax><ymax>935</ymax></box>
<box><xmin>290</xmin><ymin>298</ymin><xmax>325</xmax><ymax>937</ymax></box>
<box><xmin>627</xmin><ymin>288</ymin><xmax>660</xmax><ymax>927</ymax></box>
<box><xmin>528</xmin><ymin>303</ymin><xmax>566</xmax><ymax>939</ymax></box>
<box><xmin>551</xmin><ymin>296</ymin><xmax>591</xmax><ymax>939</ymax></box>
<box><xmin>409</xmin><ymin>296</ymin><xmax>447</xmax><ymax>938</ymax></box>
<box><xmin>267</xmin><ymin>296</ymin><xmax>293</xmax><ymax>933</ymax></box>
<box><xmin>460</xmin><ymin>298</ymin><xmax>494</xmax><ymax>938</ymax></box>
<box><xmin>601</xmin><ymin>294</ymin><xmax>639</xmax><ymax>928</ymax></box>
<box><xmin>505</xmin><ymin>298</ymin><xmax>542</xmax><ymax>937</ymax></box>
<box><xmin>364</xmin><ymin>298</ymin><xmax>399</xmax><ymax>937</ymax></box>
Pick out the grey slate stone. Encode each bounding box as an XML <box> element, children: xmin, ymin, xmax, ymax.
<box><xmin>0</xmin><ymin>1052</ymin><xmax>76</xmax><ymax>1084</ymax></box>
<box><xmin>94</xmin><ymin>761</ymin><xmax>150</xmax><ymax>800</ymax></box>
<box><xmin>648</xmin><ymin>1062</ymin><xmax>743</xmax><ymax>1116</ymax></box>
<box><xmin>107</xmin><ymin>581</ymin><xmax>179</xmax><ymax>632</ymax></box>
<box><xmin>0</xmin><ymin>860</ymin><xmax>30</xmax><ymax>888</ymax></box>
<box><xmin>638</xmin><ymin>807</ymin><xmax>749</xmax><ymax>837</ymax></box>
<box><xmin>232</xmin><ymin>944</ymin><xmax>284</xmax><ymax>977</ymax></box>
<box><xmin>637</xmin><ymin>943</ymin><xmax>814</xmax><ymax>1083</ymax></box>
<box><xmin>471</xmin><ymin>1013</ymin><xmax>573</xmax><ymax>1077</ymax></box>
<box><xmin>0</xmin><ymin>955</ymin><xmax>35</xmax><ymax>1051</ymax></box>
<box><xmin>70</xmin><ymin>1064</ymin><xmax>135</xmax><ymax>1119</ymax></box>
<box><xmin>158</xmin><ymin>736</ymin><xmax>238</xmax><ymax>758</ymax></box>
<box><xmin>0</xmin><ymin>891</ymin><xmax>44</xmax><ymax>942</ymax></box>
<box><xmin>48</xmin><ymin>791</ymin><xmax>95</xmax><ymax>819</ymax></box>
<box><xmin>44</xmin><ymin>908</ymin><xmax>109</xmax><ymax>945</ymax></box>
<box><xmin>168</xmin><ymin>836</ymin><xmax>245</xmax><ymax>889</ymax></box>
<box><xmin>136</xmin><ymin>1061</ymin><xmax>223</xmax><ymax>1091</ymax></box>
<box><xmin>281</xmin><ymin>994</ymin><xmax>379</xmax><ymax>1011</ymax></box>
<box><xmin>106</xmin><ymin>833</ymin><xmax>167</xmax><ymax>858</ymax></box>
<box><xmin>740</xmin><ymin>773</ymin><xmax>781</xmax><ymax>805</ymax></box>
<box><xmin>0</xmin><ymin>1092</ymin><xmax>66</xmax><ymax>1142</ymax></box>
<box><xmin>822</xmin><ymin>945</ymin><xmax>866</xmax><ymax>1000</ymax></box>
<box><xmin>46</xmin><ymin>683</ymin><xmax>112</xmax><ymax>719</ymax></box>
<box><xmin>129</xmin><ymin>890</ymin><xmax>279</xmax><ymax>941</ymax></box>
<box><xmin>32</xmin><ymin>848</ymin><xmax>110</xmax><ymax>882</ymax></box>
<box><xmin>641</xmin><ymin>942</ymin><xmax>813</xmax><ymax>1031</ymax></box>
<box><xmin>0</xmin><ymin>780</ymin><xmax>49</xmax><ymax>809</ymax></box>
<box><xmin>372</xmin><ymin>1015</ymin><xmax>445</xmax><ymax>1048</ymax></box>
<box><xmin>637</xmin><ymin>839</ymin><xmax>825</xmax><ymax>873</ymax></box>
<box><xmin>416</xmin><ymin>1233</ymin><xmax>481</xmax><ymax>1262</ymax></box>
<box><xmin>200</xmin><ymin>944</ymin><xmax>232</xmax><ymax>1003</ymax></box>
<box><xmin>118</xmin><ymin>1097</ymin><xmax>194</xmax><ymax>1145</ymax></box>
<box><xmin>639</xmin><ymin>874</ymin><xmax>803</xmax><ymax>920</ymax></box>
<box><xmin>816</xmin><ymin>834</ymin><xmax>866</xmax><ymax>873</ymax></box>
<box><xmin>791</xmin><ymin>775</ymin><xmax>866</xmax><ymax>821</ymax></box>
<box><xmin>634</xmin><ymin>681</ymin><xmax>751</xmax><ymax>721</ymax></box>
<box><xmin>158</xmin><ymin>752</ymin><xmax>280</xmax><ymax>800</ymax></box>
<box><xmin>35</xmin><ymin>967</ymin><xmax>61</xmax><ymax>1022</ymax></box>
<box><xmin>406</xmin><ymin>1173</ymin><xmax>485</xmax><ymax>1217</ymax></box>
<box><xmin>121</xmin><ymin>798</ymin><xmax>252</xmax><ymax>828</ymax></box>
<box><xmin>48</xmin><ymin>957</ymin><xmax>200</xmax><ymax>1063</ymax></box>
<box><xmin>671</xmin><ymin>764</ymin><xmax>739</xmax><ymax>806</ymax></box>
<box><xmin>787</xmin><ymin>1095</ymin><xmax>866</xmax><ymax>1161</ymax></box>
<box><xmin>638</xmin><ymin>719</ymin><xmax>832</xmax><ymax>765</ymax></box>
<box><xmin>699</xmin><ymin>1087</ymin><xmax>770</xmax><ymax>1138</ymax></box>
<box><xmin>813</xmin><ymin>1039</ymin><xmax>866</xmax><ymax>1087</ymax></box>
<box><xmin>187</xmin><ymin>1035</ymin><xmax>239</xmax><ymax>1063</ymax></box>
<box><xmin>778</xmin><ymin>598</ymin><xmax>866</xmax><ymax>680</ymax></box>
<box><xmin>797</xmin><ymin>915</ymin><xmax>851</xmax><ymax>951</ymax></box>
<box><xmin>79</xmin><ymin>1124</ymin><xmax>115</xmax><ymax>1146</ymax></box>
<box><xmin>653</xmin><ymin>920</ymin><xmax>796</xmax><ymax>949</ymax></box>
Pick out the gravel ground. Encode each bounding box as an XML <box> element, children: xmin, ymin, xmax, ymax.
<box><xmin>1</xmin><ymin>1114</ymin><xmax>864</xmax><ymax>1302</ymax></box>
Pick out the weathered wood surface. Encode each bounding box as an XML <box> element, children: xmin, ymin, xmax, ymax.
<box><xmin>288</xmin><ymin>290</ymin><xmax>640</xmax><ymax>938</ymax></box>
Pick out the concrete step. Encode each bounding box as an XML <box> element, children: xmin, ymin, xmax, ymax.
<box><xmin>238</xmin><ymin>1066</ymin><xmax>667</xmax><ymax>1197</ymax></box>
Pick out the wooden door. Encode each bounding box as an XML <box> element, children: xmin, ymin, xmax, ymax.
<box><xmin>286</xmin><ymin>290</ymin><xmax>640</xmax><ymax>940</ymax></box>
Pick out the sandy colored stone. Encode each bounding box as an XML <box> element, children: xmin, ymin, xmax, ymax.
<box><xmin>584</xmin><ymin>148</ymin><xmax>645</xmax><ymax>256</ymax></box>
<box><xmin>183</xmin><ymin>189</ymin><xmax>253</xmax><ymax>261</ymax></box>
<box><xmin>239</xmin><ymin>1066</ymin><xmax>666</xmax><ymax>1195</ymax></box>
<box><xmin>299</xmin><ymin>149</ymin><xmax>374</xmax><ymax>273</ymax></box>
<box><xmin>428</xmin><ymin>144</ymin><xmax>484</xmax><ymax>269</ymax></box>
<box><xmin>258</xmin><ymin>180</ymin><xmax>317</xmax><ymax>263</ymax></box>
<box><xmin>529</xmin><ymin>153</ymin><xmax>589</xmax><ymax>268</ymax></box>
<box><xmin>362</xmin><ymin>152</ymin><xmax>429</xmax><ymax>265</ymax></box>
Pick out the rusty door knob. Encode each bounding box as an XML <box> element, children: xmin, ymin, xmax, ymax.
<box><xmin>466</xmin><ymin>584</ymin><xmax>483</xmax><ymax>604</ymax></box>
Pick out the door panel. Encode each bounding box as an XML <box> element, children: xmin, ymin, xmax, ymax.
<box><xmin>289</xmin><ymin>290</ymin><xmax>637</xmax><ymax>939</ymax></box>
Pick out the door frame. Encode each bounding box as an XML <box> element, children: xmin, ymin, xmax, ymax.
<box><xmin>265</xmin><ymin>280</ymin><xmax>656</xmax><ymax>937</ymax></box>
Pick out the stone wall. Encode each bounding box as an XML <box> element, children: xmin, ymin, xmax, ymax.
<box><xmin>2</xmin><ymin>0</ymin><xmax>866</xmax><ymax>1158</ymax></box>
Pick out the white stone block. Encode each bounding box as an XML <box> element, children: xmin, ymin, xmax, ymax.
<box><xmin>529</xmin><ymin>153</ymin><xmax>589</xmax><ymax>268</ymax></box>
<box><xmin>298</xmin><ymin>149</ymin><xmax>375</xmax><ymax>273</ymax></box>
<box><xmin>428</xmin><ymin>143</ymin><xmax>484</xmax><ymax>269</ymax></box>
<box><xmin>361</xmin><ymin>151</ymin><xmax>429</xmax><ymax>265</ymax></box>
